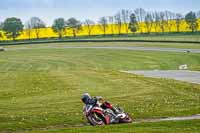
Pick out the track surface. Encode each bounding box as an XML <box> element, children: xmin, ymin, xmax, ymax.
<box><xmin>5</xmin><ymin>46</ymin><xmax>200</xmax><ymax>53</ymax></box>
<box><xmin>135</xmin><ymin>114</ymin><xmax>200</xmax><ymax>123</ymax></box>
<box><xmin>122</xmin><ymin>70</ymin><xmax>200</xmax><ymax>84</ymax></box>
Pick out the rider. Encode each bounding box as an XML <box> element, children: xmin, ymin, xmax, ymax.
<box><xmin>81</xmin><ymin>93</ymin><xmax>120</xmax><ymax>115</ymax></box>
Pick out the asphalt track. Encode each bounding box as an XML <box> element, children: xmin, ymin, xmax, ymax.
<box><xmin>122</xmin><ymin>70</ymin><xmax>200</xmax><ymax>84</ymax></box>
<box><xmin>5</xmin><ymin>46</ymin><xmax>200</xmax><ymax>53</ymax></box>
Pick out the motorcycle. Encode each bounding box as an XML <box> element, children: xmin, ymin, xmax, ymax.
<box><xmin>83</xmin><ymin>103</ymin><xmax>132</xmax><ymax>126</ymax></box>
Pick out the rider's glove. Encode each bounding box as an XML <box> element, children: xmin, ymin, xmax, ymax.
<box><xmin>95</xmin><ymin>96</ymin><xmax>104</xmax><ymax>102</ymax></box>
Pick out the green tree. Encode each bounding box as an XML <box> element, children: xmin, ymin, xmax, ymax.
<box><xmin>66</xmin><ymin>18</ymin><xmax>82</xmax><ymax>37</ymax></box>
<box><xmin>185</xmin><ymin>11</ymin><xmax>198</xmax><ymax>32</ymax></box>
<box><xmin>2</xmin><ymin>17</ymin><xmax>24</xmax><ymax>40</ymax></box>
<box><xmin>129</xmin><ymin>13</ymin><xmax>138</xmax><ymax>33</ymax></box>
<box><xmin>52</xmin><ymin>18</ymin><xmax>66</xmax><ymax>38</ymax></box>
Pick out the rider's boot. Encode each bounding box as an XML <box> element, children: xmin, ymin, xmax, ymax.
<box><xmin>101</xmin><ymin>102</ymin><xmax>120</xmax><ymax>115</ymax></box>
<box><xmin>111</xmin><ymin>107</ymin><xmax>120</xmax><ymax>115</ymax></box>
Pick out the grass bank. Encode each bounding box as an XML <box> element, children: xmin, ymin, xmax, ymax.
<box><xmin>0</xmin><ymin>47</ymin><xmax>200</xmax><ymax>132</ymax></box>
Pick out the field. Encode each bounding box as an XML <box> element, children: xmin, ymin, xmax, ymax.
<box><xmin>0</xmin><ymin>42</ymin><xmax>200</xmax><ymax>133</ymax></box>
<box><xmin>0</xmin><ymin>19</ymin><xmax>200</xmax><ymax>41</ymax></box>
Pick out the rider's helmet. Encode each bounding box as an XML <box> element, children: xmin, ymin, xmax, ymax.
<box><xmin>81</xmin><ymin>93</ymin><xmax>91</xmax><ymax>104</ymax></box>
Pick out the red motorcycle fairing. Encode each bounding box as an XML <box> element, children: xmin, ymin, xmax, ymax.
<box><xmin>103</xmin><ymin>102</ymin><xmax>113</xmax><ymax>109</ymax></box>
<box><xmin>104</xmin><ymin>115</ymin><xmax>110</xmax><ymax>124</ymax></box>
<box><xmin>91</xmin><ymin>106</ymin><xmax>104</xmax><ymax>114</ymax></box>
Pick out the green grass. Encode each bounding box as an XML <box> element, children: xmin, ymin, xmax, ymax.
<box><xmin>23</xmin><ymin>120</ymin><xmax>200</xmax><ymax>133</ymax></box>
<box><xmin>1</xmin><ymin>34</ymin><xmax>200</xmax><ymax>49</ymax></box>
<box><xmin>1</xmin><ymin>33</ymin><xmax>200</xmax><ymax>44</ymax></box>
<box><xmin>0</xmin><ymin>45</ymin><xmax>200</xmax><ymax>132</ymax></box>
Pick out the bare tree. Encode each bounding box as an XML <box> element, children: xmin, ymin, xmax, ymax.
<box><xmin>121</xmin><ymin>9</ymin><xmax>131</xmax><ymax>34</ymax></box>
<box><xmin>152</xmin><ymin>11</ymin><xmax>161</xmax><ymax>32</ymax></box>
<box><xmin>108</xmin><ymin>16</ymin><xmax>115</xmax><ymax>35</ymax></box>
<box><xmin>164</xmin><ymin>11</ymin><xmax>175</xmax><ymax>32</ymax></box>
<box><xmin>152</xmin><ymin>11</ymin><xmax>167</xmax><ymax>33</ymax></box>
<box><xmin>84</xmin><ymin>19</ymin><xmax>95</xmax><ymax>36</ymax></box>
<box><xmin>134</xmin><ymin>8</ymin><xmax>146</xmax><ymax>33</ymax></box>
<box><xmin>24</xmin><ymin>21</ymin><xmax>32</xmax><ymax>40</ymax></box>
<box><xmin>27</xmin><ymin>17</ymin><xmax>46</xmax><ymax>39</ymax></box>
<box><xmin>144</xmin><ymin>12</ymin><xmax>153</xmax><ymax>34</ymax></box>
<box><xmin>197</xmin><ymin>11</ymin><xmax>200</xmax><ymax>31</ymax></box>
<box><xmin>164</xmin><ymin>11</ymin><xmax>172</xmax><ymax>32</ymax></box>
<box><xmin>175</xmin><ymin>13</ymin><xmax>183</xmax><ymax>32</ymax></box>
<box><xmin>196</xmin><ymin>11</ymin><xmax>200</xmax><ymax>18</ymax></box>
<box><xmin>115</xmin><ymin>13</ymin><xmax>122</xmax><ymax>35</ymax></box>
<box><xmin>169</xmin><ymin>12</ymin><xmax>176</xmax><ymax>31</ymax></box>
<box><xmin>160</xmin><ymin>11</ymin><xmax>166</xmax><ymax>33</ymax></box>
<box><xmin>164</xmin><ymin>11</ymin><xmax>171</xmax><ymax>32</ymax></box>
<box><xmin>98</xmin><ymin>17</ymin><xmax>108</xmax><ymax>36</ymax></box>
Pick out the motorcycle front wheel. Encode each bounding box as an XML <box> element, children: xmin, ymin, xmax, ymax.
<box><xmin>119</xmin><ymin>114</ymin><xmax>133</xmax><ymax>123</ymax></box>
<box><xmin>87</xmin><ymin>112</ymin><xmax>107</xmax><ymax>126</ymax></box>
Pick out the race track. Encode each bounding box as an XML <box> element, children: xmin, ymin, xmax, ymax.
<box><xmin>6</xmin><ymin>46</ymin><xmax>200</xmax><ymax>53</ymax></box>
<box><xmin>122</xmin><ymin>70</ymin><xmax>200</xmax><ymax>84</ymax></box>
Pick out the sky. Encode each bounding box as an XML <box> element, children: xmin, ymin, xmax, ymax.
<box><xmin>0</xmin><ymin>0</ymin><xmax>199</xmax><ymax>26</ymax></box>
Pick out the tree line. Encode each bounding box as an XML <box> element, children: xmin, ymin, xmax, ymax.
<box><xmin>0</xmin><ymin>9</ymin><xmax>200</xmax><ymax>41</ymax></box>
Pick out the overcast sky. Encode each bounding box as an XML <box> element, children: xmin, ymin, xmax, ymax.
<box><xmin>0</xmin><ymin>0</ymin><xmax>199</xmax><ymax>26</ymax></box>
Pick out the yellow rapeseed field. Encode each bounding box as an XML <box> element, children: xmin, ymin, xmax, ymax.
<box><xmin>0</xmin><ymin>20</ymin><xmax>200</xmax><ymax>40</ymax></box>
